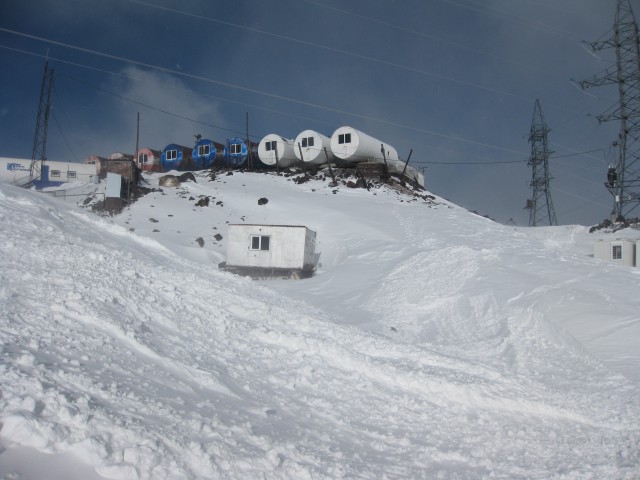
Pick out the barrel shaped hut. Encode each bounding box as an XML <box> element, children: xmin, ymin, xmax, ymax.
<box><xmin>161</xmin><ymin>144</ymin><xmax>193</xmax><ymax>171</ymax></box>
<box><xmin>294</xmin><ymin>130</ymin><xmax>334</xmax><ymax>165</ymax></box>
<box><xmin>192</xmin><ymin>139</ymin><xmax>224</xmax><ymax>170</ymax></box>
<box><xmin>223</xmin><ymin>137</ymin><xmax>250</xmax><ymax>167</ymax></box>
<box><xmin>330</xmin><ymin>126</ymin><xmax>399</xmax><ymax>164</ymax></box>
<box><xmin>258</xmin><ymin>134</ymin><xmax>298</xmax><ymax>168</ymax></box>
<box><xmin>224</xmin><ymin>138</ymin><xmax>260</xmax><ymax>167</ymax></box>
<box><xmin>135</xmin><ymin>147</ymin><xmax>162</xmax><ymax>172</ymax></box>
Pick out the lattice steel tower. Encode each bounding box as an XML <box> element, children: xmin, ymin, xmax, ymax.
<box><xmin>29</xmin><ymin>58</ymin><xmax>55</xmax><ymax>187</ymax></box>
<box><xmin>578</xmin><ymin>0</ymin><xmax>640</xmax><ymax>220</ymax></box>
<box><xmin>527</xmin><ymin>99</ymin><xmax>557</xmax><ymax>227</ymax></box>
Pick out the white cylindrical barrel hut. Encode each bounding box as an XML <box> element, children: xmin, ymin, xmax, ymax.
<box><xmin>294</xmin><ymin>130</ymin><xmax>334</xmax><ymax>165</ymax></box>
<box><xmin>258</xmin><ymin>134</ymin><xmax>299</xmax><ymax>167</ymax></box>
<box><xmin>330</xmin><ymin>126</ymin><xmax>399</xmax><ymax>164</ymax></box>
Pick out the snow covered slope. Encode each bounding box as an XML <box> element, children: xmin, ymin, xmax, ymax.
<box><xmin>1</xmin><ymin>171</ymin><xmax>639</xmax><ymax>479</ymax></box>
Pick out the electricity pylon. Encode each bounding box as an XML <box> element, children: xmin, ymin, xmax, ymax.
<box><xmin>527</xmin><ymin>99</ymin><xmax>557</xmax><ymax>227</ymax></box>
<box><xmin>577</xmin><ymin>0</ymin><xmax>640</xmax><ymax>220</ymax></box>
<box><xmin>29</xmin><ymin>58</ymin><xmax>55</xmax><ymax>188</ymax></box>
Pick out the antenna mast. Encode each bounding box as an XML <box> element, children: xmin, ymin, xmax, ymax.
<box><xmin>527</xmin><ymin>99</ymin><xmax>558</xmax><ymax>226</ymax></box>
<box><xmin>30</xmin><ymin>57</ymin><xmax>55</xmax><ymax>188</ymax></box>
<box><xmin>577</xmin><ymin>0</ymin><xmax>640</xmax><ymax>220</ymax></box>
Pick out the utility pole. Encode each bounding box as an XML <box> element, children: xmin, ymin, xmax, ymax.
<box><xmin>245</xmin><ymin>112</ymin><xmax>253</xmax><ymax>170</ymax></box>
<box><xmin>526</xmin><ymin>99</ymin><xmax>558</xmax><ymax>227</ymax></box>
<box><xmin>577</xmin><ymin>0</ymin><xmax>640</xmax><ymax>220</ymax></box>
<box><xmin>30</xmin><ymin>57</ymin><xmax>55</xmax><ymax>188</ymax></box>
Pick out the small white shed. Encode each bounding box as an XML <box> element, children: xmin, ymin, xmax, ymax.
<box><xmin>222</xmin><ymin>224</ymin><xmax>317</xmax><ymax>278</ymax></box>
<box><xmin>594</xmin><ymin>239</ymin><xmax>636</xmax><ymax>267</ymax></box>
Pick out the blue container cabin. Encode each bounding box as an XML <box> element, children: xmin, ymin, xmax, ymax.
<box><xmin>223</xmin><ymin>138</ymin><xmax>260</xmax><ymax>168</ymax></box>
<box><xmin>192</xmin><ymin>139</ymin><xmax>224</xmax><ymax>170</ymax></box>
<box><xmin>223</xmin><ymin>138</ymin><xmax>249</xmax><ymax>167</ymax></box>
<box><xmin>161</xmin><ymin>144</ymin><xmax>193</xmax><ymax>171</ymax></box>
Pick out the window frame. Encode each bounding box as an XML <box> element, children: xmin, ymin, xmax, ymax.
<box><xmin>166</xmin><ymin>149</ymin><xmax>178</xmax><ymax>161</ymax></box>
<box><xmin>338</xmin><ymin>133</ymin><xmax>352</xmax><ymax>144</ymax></box>
<box><xmin>250</xmin><ymin>235</ymin><xmax>270</xmax><ymax>251</ymax></box>
<box><xmin>612</xmin><ymin>244</ymin><xmax>623</xmax><ymax>260</ymax></box>
<box><xmin>198</xmin><ymin>144</ymin><xmax>210</xmax><ymax>156</ymax></box>
<box><xmin>50</xmin><ymin>169</ymin><xmax>61</xmax><ymax>178</ymax></box>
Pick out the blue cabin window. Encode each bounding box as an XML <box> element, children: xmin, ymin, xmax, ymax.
<box><xmin>338</xmin><ymin>133</ymin><xmax>351</xmax><ymax>144</ymax></box>
<box><xmin>265</xmin><ymin>141</ymin><xmax>277</xmax><ymax>152</ymax></box>
<box><xmin>198</xmin><ymin>145</ymin><xmax>210</xmax><ymax>156</ymax></box>
<box><xmin>301</xmin><ymin>137</ymin><xmax>314</xmax><ymax>148</ymax></box>
<box><xmin>51</xmin><ymin>170</ymin><xmax>61</xmax><ymax>177</ymax></box>
<box><xmin>138</xmin><ymin>153</ymin><xmax>148</xmax><ymax>164</ymax></box>
<box><xmin>67</xmin><ymin>171</ymin><xmax>77</xmax><ymax>178</ymax></box>
<box><xmin>167</xmin><ymin>149</ymin><xmax>177</xmax><ymax>160</ymax></box>
<box><xmin>230</xmin><ymin>143</ymin><xmax>242</xmax><ymax>155</ymax></box>
<box><xmin>250</xmin><ymin>235</ymin><xmax>270</xmax><ymax>251</ymax></box>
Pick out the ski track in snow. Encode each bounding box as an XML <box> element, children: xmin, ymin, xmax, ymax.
<box><xmin>1</xmin><ymin>173</ymin><xmax>640</xmax><ymax>479</ymax></box>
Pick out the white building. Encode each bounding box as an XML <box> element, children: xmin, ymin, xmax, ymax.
<box><xmin>594</xmin><ymin>239</ymin><xmax>636</xmax><ymax>267</ymax></box>
<box><xmin>0</xmin><ymin>157</ymin><xmax>98</xmax><ymax>187</ymax></box>
<box><xmin>223</xmin><ymin>224</ymin><xmax>317</xmax><ymax>278</ymax></box>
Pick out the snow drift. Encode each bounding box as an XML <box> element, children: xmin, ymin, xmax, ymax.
<box><xmin>1</xmin><ymin>171</ymin><xmax>639</xmax><ymax>479</ymax></box>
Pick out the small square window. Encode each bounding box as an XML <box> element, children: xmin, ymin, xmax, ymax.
<box><xmin>167</xmin><ymin>149</ymin><xmax>177</xmax><ymax>160</ymax></box>
<box><xmin>198</xmin><ymin>145</ymin><xmax>210</xmax><ymax>156</ymax></box>
<box><xmin>265</xmin><ymin>140</ymin><xmax>277</xmax><ymax>152</ymax></box>
<box><xmin>139</xmin><ymin>153</ymin><xmax>148</xmax><ymax>164</ymax></box>
<box><xmin>51</xmin><ymin>169</ymin><xmax>60</xmax><ymax>177</ymax></box>
<box><xmin>67</xmin><ymin>171</ymin><xmax>76</xmax><ymax>178</ymax></box>
<box><xmin>612</xmin><ymin>245</ymin><xmax>622</xmax><ymax>260</ymax></box>
<box><xmin>231</xmin><ymin>143</ymin><xmax>242</xmax><ymax>155</ymax></box>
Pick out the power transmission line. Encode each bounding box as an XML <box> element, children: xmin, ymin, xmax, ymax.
<box><xmin>0</xmin><ymin>33</ymin><xmax>528</xmax><ymax>156</ymax></box>
<box><xmin>64</xmin><ymin>74</ymin><xmax>253</xmax><ymax>139</ymax></box>
<box><xmin>121</xmin><ymin>0</ymin><xmax>549</xmax><ymax>107</ymax></box>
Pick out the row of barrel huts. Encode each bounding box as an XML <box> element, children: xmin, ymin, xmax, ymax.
<box><xmin>84</xmin><ymin>126</ymin><xmax>425</xmax><ymax>188</ymax></box>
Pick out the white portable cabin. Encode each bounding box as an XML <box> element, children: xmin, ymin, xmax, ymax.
<box><xmin>224</xmin><ymin>224</ymin><xmax>317</xmax><ymax>277</ymax></box>
<box><xmin>258</xmin><ymin>134</ymin><xmax>299</xmax><ymax>167</ymax></box>
<box><xmin>594</xmin><ymin>239</ymin><xmax>636</xmax><ymax>267</ymax></box>
<box><xmin>330</xmin><ymin>126</ymin><xmax>399</xmax><ymax>164</ymax></box>
<box><xmin>294</xmin><ymin>130</ymin><xmax>335</xmax><ymax>165</ymax></box>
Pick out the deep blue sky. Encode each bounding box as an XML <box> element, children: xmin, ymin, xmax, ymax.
<box><xmin>0</xmin><ymin>0</ymin><xmax>637</xmax><ymax>225</ymax></box>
